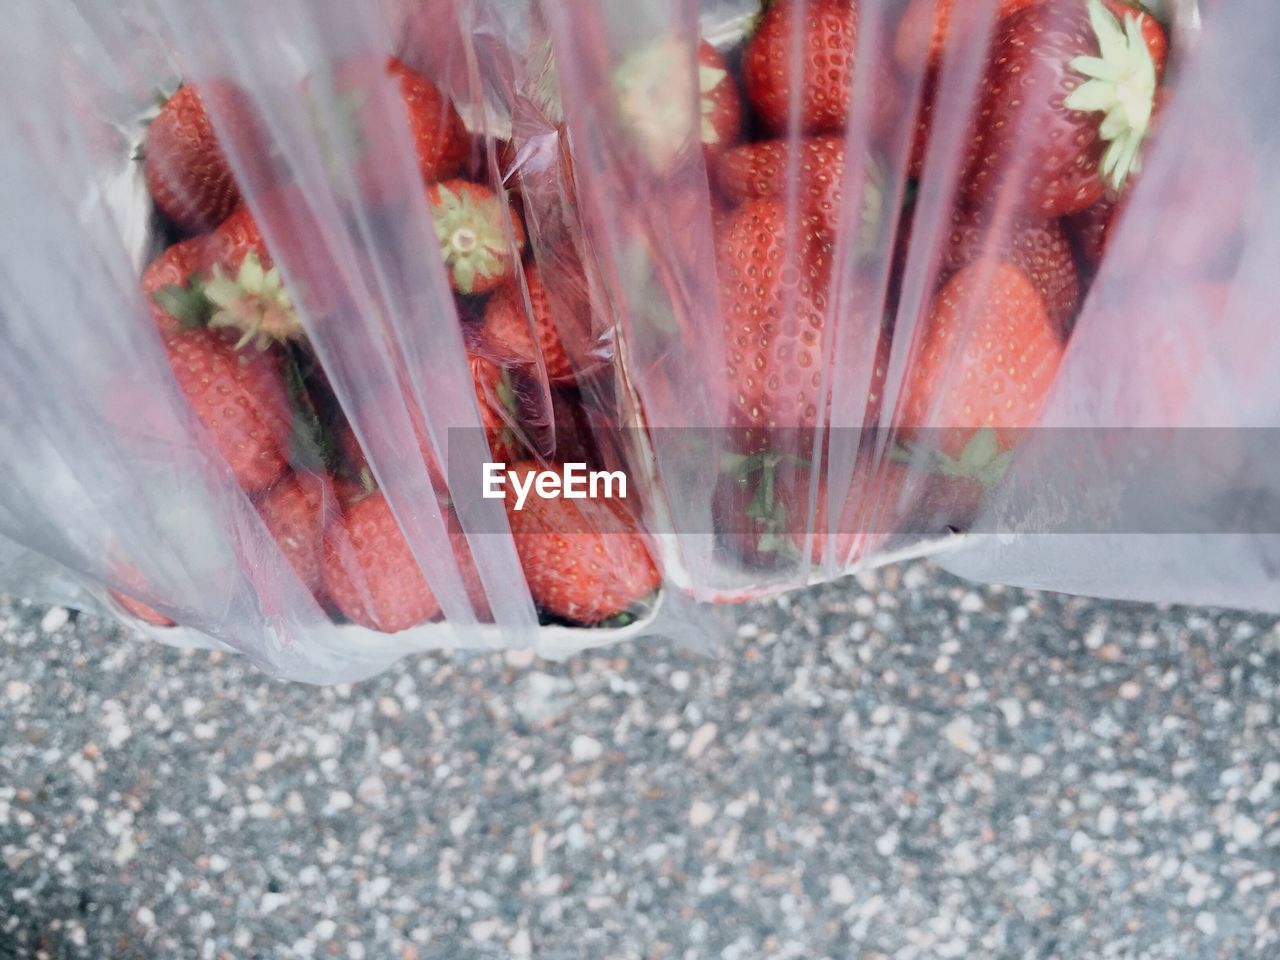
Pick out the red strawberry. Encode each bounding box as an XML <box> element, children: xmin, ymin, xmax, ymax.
<box><xmin>388</xmin><ymin>57</ymin><xmax>469</xmax><ymax>185</ymax></box>
<box><xmin>469</xmin><ymin>352</ymin><xmax>528</xmax><ymax>462</ymax></box>
<box><xmin>334</xmin><ymin>352</ymin><xmax>524</xmax><ymax>495</ymax></box>
<box><xmin>789</xmin><ymin>460</ymin><xmax>910</xmax><ymax>567</ymax></box>
<box><xmin>964</xmin><ymin>0</ymin><xmax>1168</xmax><ymax>216</ymax></box>
<box><xmin>448</xmin><ymin>520</ymin><xmax>494</xmax><ymax>622</ymax></box>
<box><xmin>109</xmin><ymin>590</ymin><xmax>176</xmax><ymax>628</ymax></box>
<box><xmin>144</xmin><ymin>86</ymin><xmax>240</xmax><ymax>232</ymax></box>
<box><xmin>1065</xmin><ymin>191</ymin><xmax>1121</xmax><ymax>268</ymax></box>
<box><xmin>482</xmin><ymin>264</ymin><xmax>576</xmax><ymax>384</ymax></box>
<box><xmin>256</xmin><ymin>472</ymin><xmax>333</xmax><ymax>595</ymax></box>
<box><xmin>503</xmin><ymin>462</ymin><xmax>660</xmax><ymax>623</ymax></box>
<box><xmin>716</xmin><ymin>136</ymin><xmax>882</xmax><ymax>242</ymax></box>
<box><xmin>898</xmin><ymin>260</ymin><xmax>1063</xmax><ymax>457</ymax></box>
<box><xmin>893</xmin><ymin>0</ymin><xmax>1040</xmax><ymax>72</ymax></box>
<box><xmin>717</xmin><ymin>199</ymin><xmax>832</xmax><ymax>450</ymax></box>
<box><xmin>323</xmin><ymin>492</ymin><xmax>441</xmax><ymax>632</ymax></box>
<box><xmin>698</xmin><ymin>41</ymin><xmax>743</xmax><ymax>157</ymax></box>
<box><xmin>143</xmin><ymin>236</ymin><xmax>210</xmax><ymax>337</ymax></box>
<box><xmin>164</xmin><ymin>329</ymin><xmax>292</xmax><ymax>493</ymax></box>
<box><xmin>202</xmin><ymin>205</ymin><xmax>271</xmax><ymax>274</ymax></box>
<box><xmin>428</xmin><ymin>180</ymin><xmax>526</xmax><ymax>296</ymax></box>
<box><xmin>942</xmin><ymin>207</ymin><xmax>1079</xmax><ymax>336</ymax></box>
<box><xmin>613</xmin><ymin>38</ymin><xmax>742</xmax><ymax>173</ymax></box>
<box><xmin>194</xmin><ymin>204</ymin><xmax>312</xmax><ymax>348</ymax></box>
<box><xmin>742</xmin><ymin>0</ymin><xmax>895</xmax><ymax>137</ymax></box>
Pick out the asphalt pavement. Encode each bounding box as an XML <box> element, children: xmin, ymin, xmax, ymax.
<box><xmin>2</xmin><ymin>561</ymin><xmax>1279</xmax><ymax>959</ymax></box>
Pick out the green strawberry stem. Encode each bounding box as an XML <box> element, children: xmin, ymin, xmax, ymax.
<box><xmin>282</xmin><ymin>346</ymin><xmax>339</xmax><ymax>475</ymax></box>
<box><xmin>1065</xmin><ymin>0</ymin><xmax>1159</xmax><ymax>192</ymax></box>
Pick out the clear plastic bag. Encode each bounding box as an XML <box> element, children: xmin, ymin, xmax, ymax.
<box><xmin>538</xmin><ymin>0</ymin><xmax>1280</xmax><ymax>610</ymax></box>
<box><xmin>2</xmin><ymin>0</ymin><xmax>1277</xmax><ymax>686</ymax></box>
<box><xmin>0</xmin><ymin>0</ymin><xmax>697</xmax><ymax>682</ymax></box>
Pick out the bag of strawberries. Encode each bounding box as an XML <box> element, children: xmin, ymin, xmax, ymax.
<box><xmin>0</xmin><ymin>0</ymin><xmax>722</xmax><ymax>682</ymax></box>
<box><xmin>535</xmin><ymin>0</ymin><xmax>1280</xmax><ymax>612</ymax></box>
<box><xmin>2</xmin><ymin>0</ymin><xmax>1279</xmax><ymax>685</ymax></box>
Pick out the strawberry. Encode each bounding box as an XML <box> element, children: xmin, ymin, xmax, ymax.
<box><xmin>964</xmin><ymin>0</ymin><xmax>1168</xmax><ymax>216</ymax></box>
<box><xmin>503</xmin><ymin>462</ymin><xmax>660</xmax><ymax>623</ymax></box>
<box><xmin>697</xmin><ymin>41</ymin><xmax>743</xmax><ymax>157</ymax></box>
<box><xmin>482</xmin><ymin>264</ymin><xmax>576</xmax><ymax>384</ymax></box>
<box><xmin>1065</xmin><ymin>191</ymin><xmax>1121</xmax><ymax>268</ymax></box>
<box><xmin>469</xmin><ymin>351</ymin><xmax>528</xmax><ymax>462</ymax></box>
<box><xmin>144</xmin><ymin>85</ymin><xmax>240</xmax><ymax>232</ymax></box>
<box><xmin>193</xmin><ymin>204</ymin><xmax>310</xmax><ymax>348</ymax></box>
<box><xmin>717</xmin><ymin>199</ymin><xmax>832</xmax><ymax>450</ymax></box>
<box><xmin>898</xmin><ymin>260</ymin><xmax>1063</xmax><ymax>457</ymax></box>
<box><xmin>715</xmin><ymin>136</ymin><xmax>883</xmax><ymax>243</ymax></box>
<box><xmin>334</xmin><ymin>351</ymin><xmax>525</xmax><ymax>495</ymax></box>
<box><xmin>789</xmin><ymin>460</ymin><xmax>910</xmax><ymax>567</ymax></box>
<box><xmin>256</xmin><ymin>472</ymin><xmax>332</xmax><ymax>595</ymax></box>
<box><xmin>893</xmin><ymin>0</ymin><xmax>1039</xmax><ymax>72</ymax></box>
<box><xmin>611</xmin><ymin>37</ymin><xmax>741</xmax><ymax>165</ymax></box>
<box><xmin>323</xmin><ymin>492</ymin><xmax>441</xmax><ymax>632</ymax></box>
<box><xmin>109</xmin><ymin>590</ymin><xmax>176</xmax><ymax>628</ymax></box>
<box><xmin>164</xmin><ymin>329</ymin><xmax>292</xmax><ymax>493</ymax></box>
<box><xmin>742</xmin><ymin>0</ymin><xmax>895</xmax><ymax>137</ymax></box>
<box><xmin>614</xmin><ymin>37</ymin><xmax>742</xmax><ymax>172</ymax></box>
<box><xmin>143</xmin><ymin>236</ymin><xmax>209</xmax><ymax>337</ymax></box>
<box><xmin>202</xmin><ymin>205</ymin><xmax>271</xmax><ymax>274</ymax></box>
<box><xmin>428</xmin><ymin>180</ymin><xmax>526</xmax><ymax>296</ymax></box>
<box><xmin>388</xmin><ymin>57</ymin><xmax>469</xmax><ymax>185</ymax></box>
<box><xmin>942</xmin><ymin>207</ymin><xmax>1079</xmax><ymax>336</ymax></box>
<box><xmin>449</xmin><ymin>520</ymin><xmax>494</xmax><ymax>622</ymax></box>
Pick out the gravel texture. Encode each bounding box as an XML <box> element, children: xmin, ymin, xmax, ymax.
<box><xmin>2</xmin><ymin>560</ymin><xmax>1279</xmax><ymax>959</ymax></box>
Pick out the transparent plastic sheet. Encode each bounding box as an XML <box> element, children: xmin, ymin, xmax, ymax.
<box><xmin>940</xmin><ymin>0</ymin><xmax>1280</xmax><ymax>612</ymax></box>
<box><xmin>0</xmin><ymin>0</ymin><xmax>688</xmax><ymax>681</ymax></box>
<box><xmin>545</xmin><ymin>0</ymin><xmax>1280</xmax><ymax>611</ymax></box>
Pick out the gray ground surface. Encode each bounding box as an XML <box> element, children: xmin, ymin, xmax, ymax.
<box><xmin>2</xmin><ymin>561</ymin><xmax>1279</xmax><ymax>959</ymax></box>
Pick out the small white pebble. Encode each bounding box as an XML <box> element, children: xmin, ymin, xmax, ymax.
<box><xmin>508</xmin><ymin>929</ymin><xmax>532</xmax><ymax>957</ymax></box>
<box><xmin>875</xmin><ymin>829</ymin><xmax>899</xmax><ymax>857</ymax></box>
<box><xmin>689</xmin><ymin>800</ymin><xmax>716</xmax><ymax>828</ymax></box>
<box><xmin>1232</xmin><ymin>814</ymin><xmax>1262</xmax><ymax>847</ymax></box>
<box><xmin>40</xmin><ymin>607</ymin><xmax>69</xmax><ymax>633</ymax></box>
<box><xmin>669</xmin><ymin>670</ymin><xmax>691</xmax><ymax>693</ymax></box>
<box><xmin>944</xmin><ymin>716</ymin><xmax>981</xmax><ymax>755</ymax></box>
<box><xmin>253</xmin><ymin>751</ymin><xmax>275</xmax><ymax>771</ymax></box>
<box><xmin>313</xmin><ymin>734</ymin><xmax>340</xmax><ymax>758</ymax></box>
<box><xmin>314</xmin><ymin>919</ymin><xmax>337</xmax><ymax>942</ymax></box>
<box><xmin>686</xmin><ymin>723</ymin><xmax>718</xmax><ymax>760</ymax></box>
<box><xmin>570</xmin><ymin>735</ymin><xmax>603</xmax><ymax>763</ymax></box>
<box><xmin>1020</xmin><ymin>755</ymin><xmax>1045</xmax><ymax>778</ymax></box>
<box><xmin>1195</xmin><ymin>913</ymin><xmax>1218</xmax><ymax>936</ymax></box>
<box><xmin>829</xmin><ymin>874</ymin><xmax>856</xmax><ymax>906</ymax></box>
<box><xmin>325</xmin><ymin>791</ymin><xmax>354</xmax><ymax>814</ymax></box>
<box><xmin>998</xmin><ymin>699</ymin><xmax>1024</xmax><ymax>728</ymax></box>
<box><xmin>1097</xmin><ymin>805</ymin><xmax>1118</xmax><ymax>836</ymax></box>
<box><xmin>1118</xmin><ymin>681</ymin><xmax>1141</xmax><ymax>700</ymax></box>
<box><xmin>958</xmin><ymin>592</ymin><xmax>984</xmax><ymax>613</ymax></box>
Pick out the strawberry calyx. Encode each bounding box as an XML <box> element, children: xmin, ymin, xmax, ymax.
<box><xmin>204</xmin><ymin>254</ymin><xmax>303</xmax><ymax>350</ymax></box>
<box><xmin>614</xmin><ymin>36</ymin><xmax>720</xmax><ymax>172</ymax></box>
<box><xmin>722</xmin><ymin>450</ymin><xmax>808</xmax><ymax>556</ymax></box>
<box><xmin>1065</xmin><ymin>0</ymin><xmax>1159</xmax><ymax>193</ymax></box>
<box><xmin>153</xmin><ymin>280</ymin><xmax>214</xmax><ymax>331</ymax></box>
<box><xmin>430</xmin><ymin>183</ymin><xmax>512</xmax><ymax>295</ymax></box>
<box><xmin>892</xmin><ymin>428</ymin><xmax>1011</xmax><ymax>490</ymax></box>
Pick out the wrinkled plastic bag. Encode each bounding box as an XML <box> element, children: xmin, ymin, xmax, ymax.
<box><xmin>0</xmin><ymin>0</ymin><xmax>709</xmax><ymax>682</ymax></box>
<box><xmin>2</xmin><ymin>0</ymin><xmax>1278</xmax><ymax>687</ymax></box>
<box><xmin>538</xmin><ymin>0</ymin><xmax>1280</xmax><ymax>611</ymax></box>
